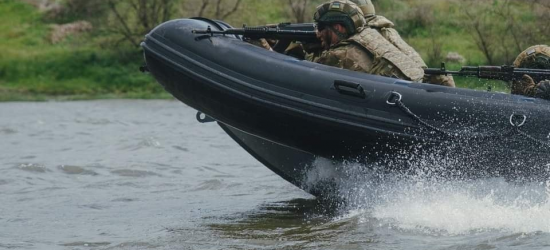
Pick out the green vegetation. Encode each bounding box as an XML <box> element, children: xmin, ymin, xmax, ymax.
<box><xmin>0</xmin><ymin>0</ymin><xmax>169</xmax><ymax>101</ymax></box>
<box><xmin>1</xmin><ymin>0</ymin><xmax>548</xmax><ymax>101</ymax></box>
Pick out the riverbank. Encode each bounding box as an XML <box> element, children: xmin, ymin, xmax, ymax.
<box><xmin>0</xmin><ymin>90</ymin><xmax>172</xmax><ymax>102</ymax></box>
<box><xmin>0</xmin><ymin>0</ymin><xmax>168</xmax><ymax>101</ymax></box>
<box><xmin>1</xmin><ymin>0</ymin><xmax>523</xmax><ymax>101</ymax></box>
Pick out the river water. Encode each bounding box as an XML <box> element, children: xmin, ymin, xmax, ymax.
<box><xmin>2</xmin><ymin>100</ymin><xmax>550</xmax><ymax>250</ymax></box>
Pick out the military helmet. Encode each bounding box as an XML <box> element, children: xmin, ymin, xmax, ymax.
<box><xmin>349</xmin><ymin>0</ymin><xmax>376</xmax><ymax>17</ymax></box>
<box><xmin>314</xmin><ymin>0</ymin><xmax>366</xmax><ymax>36</ymax></box>
<box><xmin>513</xmin><ymin>45</ymin><xmax>550</xmax><ymax>69</ymax></box>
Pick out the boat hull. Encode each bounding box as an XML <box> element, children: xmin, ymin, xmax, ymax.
<box><xmin>142</xmin><ymin>18</ymin><xmax>550</xmax><ymax>190</ymax></box>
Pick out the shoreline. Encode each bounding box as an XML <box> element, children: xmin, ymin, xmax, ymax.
<box><xmin>0</xmin><ymin>91</ymin><xmax>173</xmax><ymax>102</ymax></box>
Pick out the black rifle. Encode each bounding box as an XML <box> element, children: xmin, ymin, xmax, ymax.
<box><xmin>424</xmin><ymin>63</ymin><xmax>550</xmax><ymax>82</ymax></box>
<box><xmin>192</xmin><ymin>23</ymin><xmax>319</xmax><ymax>52</ymax></box>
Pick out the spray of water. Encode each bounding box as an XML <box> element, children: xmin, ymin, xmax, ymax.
<box><xmin>303</xmin><ymin>157</ymin><xmax>550</xmax><ymax>235</ymax></box>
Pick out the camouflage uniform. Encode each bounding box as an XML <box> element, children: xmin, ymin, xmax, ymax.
<box><xmin>313</xmin><ymin>28</ymin><xmax>425</xmax><ymax>82</ymax></box>
<box><xmin>311</xmin><ymin>1</ymin><xmax>425</xmax><ymax>82</ymax></box>
<box><xmin>353</xmin><ymin>0</ymin><xmax>455</xmax><ymax>87</ymax></box>
<box><xmin>511</xmin><ymin>45</ymin><xmax>550</xmax><ymax>99</ymax></box>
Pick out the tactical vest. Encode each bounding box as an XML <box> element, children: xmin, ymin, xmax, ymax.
<box><xmin>366</xmin><ymin>15</ymin><xmax>428</xmax><ymax>68</ymax></box>
<box><xmin>345</xmin><ymin>27</ymin><xmax>425</xmax><ymax>82</ymax></box>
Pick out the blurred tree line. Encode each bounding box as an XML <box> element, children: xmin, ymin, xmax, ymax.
<box><xmin>40</xmin><ymin>0</ymin><xmax>324</xmax><ymax>49</ymax></box>
<box><xmin>40</xmin><ymin>0</ymin><xmax>550</xmax><ymax>66</ymax></box>
<box><xmin>373</xmin><ymin>0</ymin><xmax>550</xmax><ymax>65</ymax></box>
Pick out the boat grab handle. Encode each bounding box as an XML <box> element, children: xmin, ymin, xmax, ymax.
<box><xmin>334</xmin><ymin>80</ymin><xmax>366</xmax><ymax>99</ymax></box>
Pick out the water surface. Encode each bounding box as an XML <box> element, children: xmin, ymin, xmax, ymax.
<box><xmin>1</xmin><ymin>100</ymin><xmax>550</xmax><ymax>249</ymax></box>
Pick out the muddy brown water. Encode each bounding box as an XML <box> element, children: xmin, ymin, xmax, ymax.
<box><xmin>2</xmin><ymin>100</ymin><xmax>550</xmax><ymax>250</ymax></box>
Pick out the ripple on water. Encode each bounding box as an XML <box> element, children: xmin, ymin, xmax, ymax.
<box><xmin>74</xmin><ymin>118</ymin><xmax>113</xmax><ymax>125</ymax></box>
<box><xmin>0</xmin><ymin>128</ymin><xmax>17</xmax><ymax>134</ymax></box>
<box><xmin>111</xmin><ymin>198</ymin><xmax>138</xmax><ymax>202</ymax></box>
<box><xmin>61</xmin><ymin>241</ymin><xmax>111</xmax><ymax>247</ymax></box>
<box><xmin>0</xmin><ymin>243</ymin><xmax>32</xmax><ymax>249</ymax></box>
<box><xmin>137</xmin><ymin>137</ymin><xmax>161</xmax><ymax>148</ymax></box>
<box><xmin>209</xmin><ymin>144</ymin><xmax>232</xmax><ymax>150</ymax></box>
<box><xmin>58</xmin><ymin>165</ymin><xmax>98</xmax><ymax>176</ymax></box>
<box><xmin>172</xmin><ymin>145</ymin><xmax>189</xmax><ymax>152</ymax></box>
<box><xmin>171</xmin><ymin>169</ymin><xmax>183</xmax><ymax>174</ymax></box>
<box><xmin>103</xmin><ymin>242</ymin><xmax>161</xmax><ymax>249</ymax></box>
<box><xmin>115</xmin><ymin>182</ymin><xmax>141</xmax><ymax>188</ymax></box>
<box><xmin>121</xmin><ymin>137</ymin><xmax>162</xmax><ymax>151</ymax></box>
<box><xmin>79</xmin><ymin>204</ymin><xmax>109</xmax><ymax>210</ymax></box>
<box><xmin>16</xmin><ymin>163</ymin><xmax>50</xmax><ymax>173</ymax></box>
<box><xmin>111</xmin><ymin>169</ymin><xmax>160</xmax><ymax>177</ymax></box>
<box><xmin>192</xmin><ymin>179</ymin><xmax>224</xmax><ymax>191</ymax></box>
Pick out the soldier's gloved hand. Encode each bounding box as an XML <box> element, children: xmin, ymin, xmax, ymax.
<box><xmin>247</xmin><ymin>38</ymin><xmax>273</xmax><ymax>51</ymax></box>
<box><xmin>284</xmin><ymin>42</ymin><xmax>306</xmax><ymax>59</ymax></box>
<box><xmin>535</xmin><ymin>80</ymin><xmax>550</xmax><ymax>100</ymax></box>
<box><xmin>302</xmin><ymin>42</ymin><xmax>323</xmax><ymax>54</ymax></box>
<box><xmin>512</xmin><ymin>75</ymin><xmax>537</xmax><ymax>96</ymax></box>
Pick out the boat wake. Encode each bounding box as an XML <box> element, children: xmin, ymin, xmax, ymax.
<box><xmin>369</xmin><ymin>179</ymin><xmax>550</xmax><ymax>235</ymax></box>
<box><xmin>303</xmin><ymin>157</ymin><xmax>550</xmax><ymax>235</ymax></box>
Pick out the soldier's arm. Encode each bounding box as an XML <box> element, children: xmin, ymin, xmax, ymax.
<box><xmin>247</xmin><ymin>38</ymin><xmax>273</xmax><ymax>51</ymax></box>
<box><xmin>313</xmin><ymin>45</ymin><xmax>373</xmax><ymax>73</ymax></box>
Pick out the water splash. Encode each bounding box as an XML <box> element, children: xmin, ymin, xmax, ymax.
<box><xmin>303</xmin><ymin>157</ymin><xmax>550</xmax><ymax>235</ymax></box>
<box><xmin>370</xmin><ymin>179</ymin><xmax>550</xmax><ymax>235</ymax></box>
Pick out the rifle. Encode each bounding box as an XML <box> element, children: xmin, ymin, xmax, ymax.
<box><xmin>424</xmin><ymin>63</ymin><xmax>550</xmax><ymax>82</ymax></box>
<box><xmin>192</xmin><ymin>23</ymin><xmax>319</xmax><ymax>53</ymax></box>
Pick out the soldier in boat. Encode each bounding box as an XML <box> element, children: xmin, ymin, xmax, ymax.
<box><xmin>511</xmin><ymin>45</ymin><xmax>550</xmax><ymax>100</ymax></box>
<box><xmin>310</xmin><ymin>0</ymin><xmax>425</xmax><ymax>83</ymax></box>
<box><xmin>297</xmin><ymin>0</ymin><xmax>455</xmax><ymax>87</ymax></box>
<box><xmin>252</xmin><ymin>0</ymin><xmax>455</xmax><ymax>87</ymax></box>
<box><xmin>348</xmin><ymin>0</ymin><xmax>455</xmax><ymax>87</ymax></box>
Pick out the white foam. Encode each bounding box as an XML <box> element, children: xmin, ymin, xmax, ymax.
<box><xmin>305</xmin><ymin>158</ymin><xmax>550</xmax><ymax>235</ymax></box>
<box><xmin>370</xmin><ymin>179</ymin><xmax>550</xmax><ymax>235</ymax></box>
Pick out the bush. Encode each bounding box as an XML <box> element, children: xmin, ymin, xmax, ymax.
<box><xmin>44</xmin><ymin>0</ymin><xmax>108</xmax><ymax>23</ymax></box>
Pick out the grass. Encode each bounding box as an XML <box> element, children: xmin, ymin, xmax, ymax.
<box><xmin>0</xmin><ymin>0</ymin><xmax>517</xmax><ymax>101</ymax></box>
<box><xmin>0</xmin><ymin>0</ymin><xmax>167</xmax><ymax>101</ymax></box>
<box><xmin>454</xmin><ymin>77</ymin><xmax>509</xmax><ymax>93</ymax></box>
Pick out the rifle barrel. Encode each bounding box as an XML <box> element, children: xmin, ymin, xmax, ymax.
<box><xmin>424</xmin><ymin>65</ymin><xmax>550</xmax><ymax>82</ymax></box>
<box><xmin>423</xmin><ymin>68</ymin><xmax>461</xmax><ymax>75</ymax></box>
<box><xmin>192</xmin><ymin>27</ymin><xmax>318</xmax><ymax>43</ymax></box>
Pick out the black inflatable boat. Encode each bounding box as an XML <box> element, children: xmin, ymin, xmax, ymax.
<box><xmin>142</xmin><ymin>18</ymin><xmax>550</xmax><ymax>195</ymax></box>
